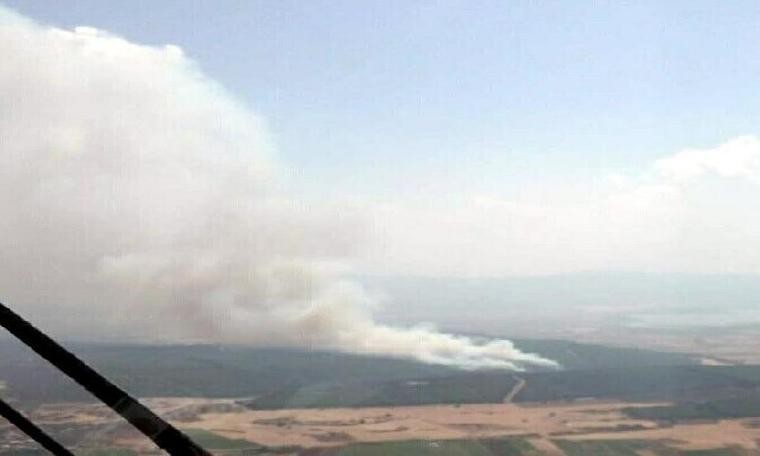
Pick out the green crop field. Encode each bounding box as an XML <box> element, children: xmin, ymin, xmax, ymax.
<box><xmin>550</xmin><ymin>440</ymin><xmax>750</xmax><ymax>456</ymax></box>
<box><xmin>182</xmin><ymin>428</ymin><xmax>264</xmax><ymax>451</ymax></box>
<box><xmin>624</xmin><ymin>394</ymin><xmax>760</xmax><ymax>422</ymax></box>
<box><xmin>552</xmin><ymin>439</ymin><xmax>674</xmax><ymax>456</ymax></box>
<box><xmin>328</xmin><ymin>438</ymin><xmax>538</xmax><ymax>456</ymax></box>
<box><xmin>82</xmin><ymin>449</ymin><xmax>139</xmax><ymax>456</ymax></box>
<box><xmin>679</xmin><ymin>449</ymin><xmax>746</xmax><ymax>456</ymax></box>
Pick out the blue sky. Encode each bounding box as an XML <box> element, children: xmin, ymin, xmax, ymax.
<box><xmin>6</xmin><ymin>0</ymin><xmax>760</xmax><ymax>200</ymax></box>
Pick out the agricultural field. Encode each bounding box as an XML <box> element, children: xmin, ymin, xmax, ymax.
<box><xmin>552</xmin><ymin>439</ymin><xmax>672</xmax><ymax>456</ymax></box>
<box><xmin>6</xmin><ymin>396</ymin><xmax>760</xmax><ymax>455</ymax></box>
<box><xmin>182</xmin><ymin>429</ymin><xmax>266</xmax><ymax>452</ymax></box>
<box><xmin>4</xmin><ymin>339</ymin><xmax>760</xmax><ymax>455</ymax></box>
<box><xmin>551</xmin><ymin>439</ymin><xmax>754</xmax><ymax>456</ymax></box>
<box><xmin>321</xmin><ymin>438</ymin><xmax>540</xmax><ymax>456</ymax></box>
<box><xmin>624</xmin><ymin>395</ymin><xmax>760</xmax><ymax>422</ymax></box>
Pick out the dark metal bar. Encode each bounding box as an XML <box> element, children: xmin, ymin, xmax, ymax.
<box><xmin>0</xmin><ymin>301</ymin><xmax>211</xmax><ymax>455</ymax></box>
<box><xmin>0</xmin><ymin>397</ymin><xmax>74</xmax><ymax>455</ymax></box>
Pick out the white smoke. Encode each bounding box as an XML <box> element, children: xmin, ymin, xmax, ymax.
<box><xmin>0</xmin><ymin>8</ymin><xmax>556</xmax><ymax>370</ymax></box>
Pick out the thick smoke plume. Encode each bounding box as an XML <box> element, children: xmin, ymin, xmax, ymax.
<box><xmin>0</xmin><ymin>9</ymin><xmax>555</xmax><ymax>370</ymax></box>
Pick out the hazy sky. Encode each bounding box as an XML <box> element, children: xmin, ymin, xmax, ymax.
<box><xmin>5</xmin><ymin>0</ymin><xmax>760</xmax><ymax>199</ymax></box>
<box><xmin>3</xmin><ymin>1</ymin><xmax>760</xmax><ymax>279</ymax></box>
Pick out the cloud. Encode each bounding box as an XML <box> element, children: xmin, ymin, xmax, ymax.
<box><xmin>654</xmin><ymin>135</ymin><xmax>760</xmax><ymax>182</ymax></box>
<box><xmin>362</xmin><ymin>136</ymin><xmax>760</xmax><ymax>277</ymax></box>
<box><xmin>0</xmin><ymin>7</ymin><xmax>556</xmax><ymax>370</ymax></box>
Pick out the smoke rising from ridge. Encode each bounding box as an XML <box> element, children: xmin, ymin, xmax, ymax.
<box><xmin>0</xmin><ymin>8</ymin><xmax>556</xmax><ymax>370</ymax></box>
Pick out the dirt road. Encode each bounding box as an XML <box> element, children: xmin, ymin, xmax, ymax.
<box><xmin>504</xmin><ymin>375</ymin><xmax>526</xmax><ymax>403</ymax></box>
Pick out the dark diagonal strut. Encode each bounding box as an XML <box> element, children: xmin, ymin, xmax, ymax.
<box><xmin>0</xmin><ymin>301</ymin><xmax>211</xmax><ymax>455</ymax></box>
<box><xmin>0</xmin><ymin>397</ymin><xmax>74</xmax><ymax>455</ymax></box>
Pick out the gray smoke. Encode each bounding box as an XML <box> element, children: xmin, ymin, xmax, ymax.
<box><xmin>0</xmin><ymin>8</ymin><xmax>556</xmax><ymax>370</ymax></box>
